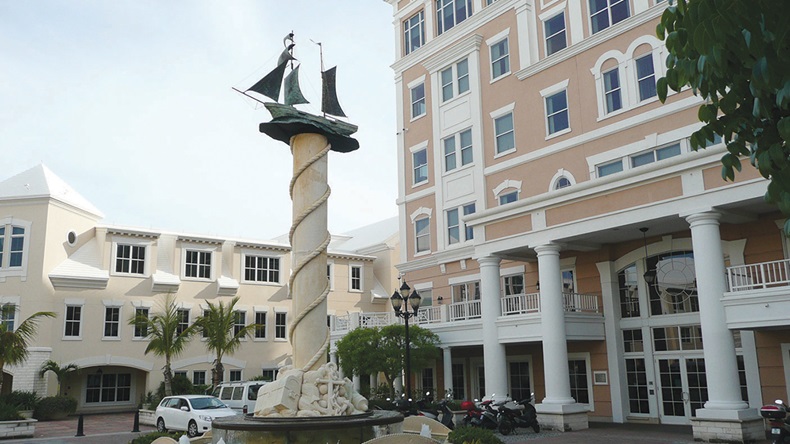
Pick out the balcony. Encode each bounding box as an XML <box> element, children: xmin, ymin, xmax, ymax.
<box><xmin>330</xmin><ymin>293</ymin><xmax>604</xmax><ymax>343</ymax></box>
<box><xmin>723</xmin><ymin>259</ymin><xmax>790</xmax><ymax>329</ymax></box>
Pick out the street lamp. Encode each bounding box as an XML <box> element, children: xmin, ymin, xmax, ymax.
<box><xmin>390</xmin><ymin>279</ymin><xmax>422</xmax><ymax>403</ymax></box>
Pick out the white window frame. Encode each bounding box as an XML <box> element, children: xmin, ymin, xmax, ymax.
<box><xmin>181</xmin><ymin>245</ymin><xmax>215</xmax><ymax>281</ymax></box>
<box><xmin>588</xmin><ymin>0</ymin><xmax>630</xmax><ymax>35</ymax></box>
<box><xmin>602</xmin><ymin>66</ymin><xmax>623</xmax><ymax>114</ymax></box>
<box><xmin>409</xmin><ymin>76</ymin><xmax>427</xmax><ymax>120</ymax></box>
<box><xmin>254</xmin><ymin>308</ymin><xmax>268</xmax><ymax>341</ymax></box>
<box><xmin>436</xmin><ymin>0</ymin><xmax>473</xmax><ymax>35</ymax></box>
<box><xmin>241</xmin><ymin>251</ymin><xmax>281</xmax><ymax>285</ymax></box>
<box><xmin>349</xmin><ymin>263</ymin><xmax>363</xmax><ymax>292</ymax></box>
<box><xmin>491</xmin><ymin>103</ymin><xmax>516</xmax><ymax>157</ymax></box>
<box><xmin>234</xmin><ymin>310</ymin><xmax>247</xmax><ymax>338</ymax></box>
<box><xmin>176</xmin><ymin>308</ymin><xmax>190</xmax><ymax>336</ymax></box>
<box><xmin>540</xmin><ymin>79</ymin><xmax>571</xmax><ymax>138</ymax></box>
<box><xmin>442</xmin><ymin>128</ymin><xmax>473</xmax><ymax>173</ymax></box>
<box><xmin>274</xmin><ymin>310</ymin><xmax>287</xmax><ymax>341</ymax></box>
<box><xmin>327</xmin><ymin>261</ymin><xmax>335</xmax><ymax>291</ymax></box>
<box><xmin>193</xmin><ymin>370</ymin><xmax>207</xmax><ymax>386</ymax></box>
<box><xmin>404</xmin><ymin>10</ymin><xmax>425</xmax><ymax>56</ymax></box>
<box><xmin>493</xmin><ymin>179</ymin><xmax>522</xmax><ymax>205</ymax></box>
<box><xmin>63</xmin><ymin>299</ymin><xmax>84</xmax><ymax>340</ymax></box>
<box><xmin>541</xmin><ymin>6</ymin><xmax>567</xmax><ymax>57</ymax></box>
<box><xmin>84</xmin><ymin>371</ymin><xmax>134</xmax><ymax>406</ymax></box>
<box><xmin>549</xmin><ymin>168</ymin><xmax>577</xmax><ymax>191</ymax></box>
<box><xmin>486</xmin><ymin>29</ymin><xmax>511</xmax><ymax>82</ymax></box>
<box><xmin>634</xmin><ymin>52</ymin><xmax>657</xmax><ymax>103</ymax></box>
<box><xmin>411</xmin><ymin>207</ymin><xmax>433</xmax><ymax>256</ymax></box>
<box><xmin>440</xmin><ymin>58</ymin><xmax>470</xmax><ymax>103</ymax></box>
<box><xmin>229</xmin><ymin>369</ymin><xmax>243</xmax><ymax>382</ymax></box>
<box><xmin>593</xmin><ymin>137</ymin><xmax>688</xmax><ymax>178</ymax></box>
<box><xmin>446</xmin><ymin>203</ymin><xmax>476</xmax><ymax>246</ymax></box>
<box><xmin>506</xmin><ymin>355</ymin><xmax>535</xmax><ymax>401</ymax></box>
<box><xmin>102</xmin><ymin>300</ymin><xmax>123</xmax><ymax>340</ymax></box>
<box><xmin>0</xmin><ymin>218</ymin><xmax>32</xmax><ymax>281</ymax></box>
<box><xmin>0</xmin><ymin>297</ymin><xmax>20</xmax><ymax>331</ymax></box>
<box><xmin>111</xmin><ymin>238</ymin><xmax>151</xmax><ymax>277</ymax></box>
<box><xmin>568</xmin><ymin>352</ymin><xmax>594</xmax><ymax>410</ymax></box>
<box><xmin>410</xmin><ymin>141</ymin><xmax>429</xmax><ymax>186</ymax></box>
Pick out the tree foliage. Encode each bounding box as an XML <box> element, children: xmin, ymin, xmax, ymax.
<box><xmin>0</xmin><ymin>304</ymin><xmax>55</xmax><ymax>393</ymax></box>
<box><xmin>657</xmin><ymin>0</ymin><xmax>790</xmax><ymax>228</ymax></box>
<box><xmin>39</xmin><ymin>360</ymin><xmax>79</xmax><ymax>395</ymax></box>
<box><xmin>335</xmin><ymin>324</ymin><xmax>441</xmax><ymax>398</ymax></box>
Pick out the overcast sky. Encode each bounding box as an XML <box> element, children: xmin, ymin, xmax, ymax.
<box><xmin>1</xmin><ymin>0</ymin><xmax>397</xmax><ymax>240</ymax></box>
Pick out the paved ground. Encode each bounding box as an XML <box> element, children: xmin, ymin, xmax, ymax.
<box><xmin>5</xmin><ymin>412</ymin><xmax>775</xmax><ymax>444</ymax></box>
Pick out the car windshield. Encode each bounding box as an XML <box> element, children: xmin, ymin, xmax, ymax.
<box><xmin>189</xmin><ymin>397</ymin><xmax>227</xmax><ymax>410</ymax></box>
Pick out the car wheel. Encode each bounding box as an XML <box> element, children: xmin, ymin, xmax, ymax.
<box><xmin>187</xmin><ymin>420</ymin><xmax>199</xmax><ymax>438</ymax></box>
<box><xmin>156</xmin><ymin>418</ymin><xmax>167</xmax><ymax>433</ymax></box>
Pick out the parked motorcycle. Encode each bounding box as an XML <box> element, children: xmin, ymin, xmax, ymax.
<box><xmin>497</xmin><ymin>394</ymin><xmax>540</xmax><ymax>435</ymax></box>
<box><xmin>461</xmin><ymin>399</ymin><xmax>500</xmax><ymax>430</ymax></box>
<box><xmin>436</xmin><ymin>398</ymin><xmax>455</xmax><ymax>430</ymax></box>
<box><xmin>761</xmin><ymin>399</ymin><xmax>790</xmax><ymax>443</ymax></box>
<box><xmin>415</xmin><ymin>392</ymin><xmax>439</xmax><ymax>420</ymax></box>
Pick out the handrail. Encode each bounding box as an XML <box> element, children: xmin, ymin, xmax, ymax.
<box><xmin>726</xmin><ymin>259</ymin><xmax>790</xmax><ymax>291</ymax></box>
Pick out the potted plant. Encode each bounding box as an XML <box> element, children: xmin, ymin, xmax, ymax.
<box><xmin>0</xmin><ymin>391</ymin><xmax>39</xmax><ymax>419</ymax></box>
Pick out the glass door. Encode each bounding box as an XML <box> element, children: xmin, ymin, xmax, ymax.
<box><xmin>656</xmin><ymin>356</ymin><xmax>707</xmax><ymax>424</ymax></box>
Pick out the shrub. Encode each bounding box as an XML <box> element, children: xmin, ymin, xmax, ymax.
<box><xmin>0</xmin><ymin>403</ymin><xmax>23</xmax><ymax>421</ymax></box>
<box><xmin>368</xmin><ymin>383</ymin><xmax>391</xmax><ymax>400</ymax></box>
<box><xmin>33</xmin><ymin>396</ymin><xmax>77</xmax><ymax>421</ymax></box>
<box><xmin>447</xmin><ymin>426</ymin><xmax>504</xmax><ymax>444</ymax></box>
<box><xmin>156</xmin><ymin>375</ymin><xmax>194</xmax><ymax>398</ymax></box>
<box><xmin>0</xmin><ymin>391</ymin><xmax>40</xmax><ymax>410</ymax></box>
<box><xmin>128</xmin><ymin>431</ymin><xmax>184</xmax><ymax>444</ymax></box>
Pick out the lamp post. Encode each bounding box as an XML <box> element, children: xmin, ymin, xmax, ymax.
<box><xmin>390</xmin><ymin>279</ymin><xmax>422</xmax><ymax>403</ymax></box>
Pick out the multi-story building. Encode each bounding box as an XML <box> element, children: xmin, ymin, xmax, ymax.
<box><xmin>0</xmin><ymin>164</ymin><xmax>399</xmax><ymax>414</ymax></box>
<box><xmin>378</xmin><ymin>0</ymin><xmax>790</xmax><ymax>441</ymax></box>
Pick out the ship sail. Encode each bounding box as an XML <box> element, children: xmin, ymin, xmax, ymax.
<box><xmin>246</xmin><ymin>46</ymin><xmax>295</xmax><ymax>102</ymax></box>
<box><xmin>321</xmin><ymin>67</ymin><xmax>347</xmax><ymax>118</ymax></box>
<box><xmin>284</xmin><ymin>65</ymin><xmax>309</xmax><ymax>106</ymax></box>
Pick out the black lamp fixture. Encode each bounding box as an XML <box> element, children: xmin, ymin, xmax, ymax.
<box><xmin>390</xmin><ymin>277</ymin><xmax>422</xmax><ymax>402</ymax></box>
<box><xmin>640</xmin><ymin>227</ymin><xmax>657</xmax><ymax>285</ymax></box>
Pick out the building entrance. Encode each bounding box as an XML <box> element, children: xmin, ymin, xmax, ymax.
<box><xmin>655</xmin><ymin>356</ymin><xmax>707</xmax><ymax>424</ymax></box>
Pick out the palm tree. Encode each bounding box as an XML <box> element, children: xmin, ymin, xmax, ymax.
<box><xmin>128</xmin><ymin>294</ymin><xmax>197</xmax><ymax>396</ymax></box>
<box><xmin>196</xmin><ymin>296</ymin><xmax>258</xmax><ymax>388</ymax></box>
<box><xmin>0</xmin><ymin>303</ymin><xmax>56</xmax><ymax>393</ymax></box>
<box><xmin>39</xmin><ymin>360</ymin><xmax>79</xmax><ymax>395</ymax></box>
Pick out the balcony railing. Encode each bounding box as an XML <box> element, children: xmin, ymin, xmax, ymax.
<box><xmin>562</xmin><ymin>293</ymin><xmax>600</xmax><ymax>313</ymax></box>
<box><xmin>448</xmin><ymin>300</ymin><xmax>482</xmax><ymax>321</ymax></box>
<box><xmin>501</xmin><ymin>292</ymin><xmax>540</xmax><ymax>315</ymax></box>
<box><xmin>727</xmin><ymin>258</ymin><xmax>790</xmax><ymax>292</ymax></box>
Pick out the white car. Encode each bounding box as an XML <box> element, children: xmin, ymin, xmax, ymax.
<box><xmin>155</xmin><ymin>395</ymin><xmax>238</xmax><ymax>437</ymax></box>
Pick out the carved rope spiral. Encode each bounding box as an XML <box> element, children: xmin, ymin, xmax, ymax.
<box><xmin>287</xmin><ymin>142</ymin><xmax>332</xmax><ymax>372</ymax></box>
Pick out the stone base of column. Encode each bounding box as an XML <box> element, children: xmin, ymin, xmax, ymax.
<box><xmin>691</xmin><ymin>408</ymin><xmax>764</xmax><ymax>443</ymax></box>
<box><xmin>535</xmin><ymin>403</ymin><xmax>589</xmax><ymax>432</ymax></box>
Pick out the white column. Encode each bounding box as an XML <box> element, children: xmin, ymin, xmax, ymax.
<box><xmin>443</xmin><ymin>347</ymin><xmax>453</xmax><ymax>396</ymax></box>
<box><xmin>370</xmin><ymin>373</ymin><xmax>378</xmax><ymax>392</ymax></box>
<box><xmin>329</xmin><ymin>352</ymin><xmax>338</xmax><ymax>366</ymax></box>
<box><xmin>394</xmin><ymin>376</ymin><xmax>403</xmax><ymax>396</ymax></box>
<box><xmin>597</xmin><ymin>261</ymin><xmax>626</xmax><ymax>422</ymax></box>
<box><xmin>477</xmin><ymin>256</ymin><xmax>508</xmax><ymax>398</ymax></box>
<box><xmin>685</xmin><ymin>212</ymin><xmax>749</xmax><ymax>412</ymax></box>
<box><xmin>535</xmin><ymin>244</ymin><xmax>575</xmax><ymax>404</ymax></box>
<box><xmin>352</xmin><ymin>374</ymin><xmax>361</xmax><ymax>392</ymax></box>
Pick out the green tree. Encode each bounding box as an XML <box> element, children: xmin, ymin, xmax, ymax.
<box><xmin>335</xmin><ymin>324</ymin><xmax>441</xmax><ymax>398</ymax></box>
<box><xmin>657</xmin><ymin>0</ymin><xmax>790</xmax><ymax>228</ymax></box>
<box><xmin>0</xmin><ymin>304</ymin><xmax>55</xmax><ymax>393</ymax></box>
<box><xmin>128</xmin><ymin>294</ymin><xmax>197</xmax><ymax>396</ymax></box>
<box><xmin>39</xmin><ymin>360</ymin><xmax>79</xmax><ymax>395</ymax></box>
<box><xmin>195</xmin><ymin>296</ymin><xmax>258</xmax><ymax>388</ymax></box>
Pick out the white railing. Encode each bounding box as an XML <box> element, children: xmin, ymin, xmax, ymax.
<box><xmin>562</xmin><ymin>293</ymin><xmax>599</xmax><ymax>313</ymax></box>
<box><xmin>416</xmin><ymin>306</ymin><xmax>443</xmax><ymax>324</ymax></box>
<box><xmin>334</xmin><ymin>315</ymin><xmax>350</xmax><ymax>331</ymax></box>
<box><xmin>727</xmin><ymin>259</ymin><xmax>790</xmax><ymax>291</ymax></box>
<box><xmin>501</xmin><ymin>292</ymin><xmax>540</xmax><ymax>315</ymax></box>
<box><xmin>359</xmin><ymin>312</ymin><xmax>394</xmax><ymax>328</ymax></box>
<box><xmin>448</xmin><ymin>300</ymin><xmax>482</xmax><ymax>321</ymax></box>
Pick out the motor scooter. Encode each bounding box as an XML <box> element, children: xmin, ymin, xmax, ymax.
<box><xmin>436</xmin><ymin>398</ymin><xmax>455</xmax><ymax>430</ymax></box>
<box><xmin>761</xmin><ymin>399</ymin><xmax>790</xmax><ymax>443</ymax></box>
<box><xmin>497</xmin><ymin>394</ymin><xmax>540</xmax><ymax>435</ymax></box>
<box><xmin>415</xmin><ymin>392</ymin><xmax>439</xmax><ymax>420</ymax></box>
<box><xmin>461</xmin><ymin>399</ymin><xmax>500</xmax><ymax>430</ymax></box>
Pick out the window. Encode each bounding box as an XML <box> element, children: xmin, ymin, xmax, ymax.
<box><xmin>244</xmin><ymin>255</ymin><xmax>280</xmax><ymax>283</ymax></box>
<box><xmin>275</xmin><ymin>312</ymin><xmax>286</xmax><ymax>340</ymax></box>
<box><xmin>103</xmin><ymin>307</ymin><xmax>120</xmax><ymax>338</ymax></box>
<box><xmin>261</xmin><ymin>369</ymin><xmax>278</xmax><ymax>382</ymax></box>
<box><xmin>133</xmin><ymin>308</ymin><xmax>149</xmax><ymax>338</ymax></box>
<box><xmin>631</xmin><ymin>142</ymin><xmax>681</xmax><ymax>168</ymax></box>
<box><xmin>544</xmin><ymin>12</ymin><xmax>567</xmax><ymax>56</ymax></box>
<box><xmin>436</xmin><ymin>0</ymin><xmax>472</xmax><ymax>35</ymax></box>
<box><xmin>254</xmin><ymin>311</ymin><xmax>267</xmax><ymax>339</ymax></box>
<box><xmin>85</xmin><ymin>373</ymin><xmax>131</xmax><ymax>404</ymax></box>
<box><xmin>174</xmin><ymin>371</ymin><xmax>187</xmax><ymax>379</ymax></box>
<box><xmin>421</xmin><ymin>368</ymin><xmax>435</xmax><ymax>394</ymax></box>
<box><xmin>440</xmin><ymin>59</ymin><xmax>469</xmax><ymax>102</ymax></box>
<box><xmin>327</xmin><ymin>263</ymin><xmax>334</xmax><ymax>290</ymax></box>
<box><xmin>350</xmin><ymin>265</ymin><xmax>362</xmax><ymax>291</ymax></box>
<box><xmin>234</xmin><ymin>311</ymin><xmax>246</xmax><ymax>336</ymax></box>
<box><xmin>509</xmin><ymin>361</ymin><xmax>532</xmax><ymax>401</ymax></box>
<box><xmin>413</xmin><ymin>148</ymin><xmax>428</xmax><ymax>185</ymax></box>
<box><xmin>494</xmin><ymin>113</ymin><xmax>515</xmax><ymax>154</ymax></box>
<box><xmin>411</xmin><ymin>83</ymin><xmax>426</xmax><ymax>119</ymax></box>
<box><xmin>499</xmin><ymin>190</ymin><xmax>518</xmax><ymax>205</ymax></box>
<box><xmin>447</xmin><ymin>203</ymin><xmax>475</xmax><ymax>245</ymax></box>
<box><xmin>597</xmin><ymin>159</ymin><xmax>623</xmax><ymax>177</ymax></box>
<box><xmin>185</xmin><ymin>249</ymin><xmax>211</xmax><ymax>279</ymax></box>
<box><xmin>404</xmin><ymin>10</ymin><xmax>425</xmax><ymax>55</ymax></box>
<box><xmin>590</xmin><ymin>0</ymin><xmax>630</xmax><ymax>34</ymax></box>
<box><xmin>623</xmin><ymin>329</ymin><xmax>644</xmax><ymax>352</ymax></box>
<box><xmin>554</xmin><ymin>176</ymin><xmax>572</xmax><ymax>190</ymax></box>
<box><xmin>0</xmin><ymin>222</ymin><xmax>28</xmax><ymax>271</ymax></box>
<box><xmin>443</xmin><ymin>129</ymin><xmax>473</xmax><ymax>172</ymax></box>
<box><xmin>193</xmin><ymin>371</ymin><xmax>207</xmax><ymax>386</ymax></box>
<box><xmin>115</xmin><ymin>244</ymin><xmax>145</xmax><ymax>275</ymax></box>
<box><xmin>618</xmin><ymin>264</ymin><xmax>640</xmax><ymax>317</ymax></box>
<box><xmin>0</xmin><ymin>303</ymin><xmax>15</xmax><ymax>331</ymax></box>
<box><xmin>603</xmin><ymin>68</ymin><xmax>622</xmax><ymax>113</ymax></box>
<box><xmin>176</xmin><ymin>309</ymin><xmax>190</xmax><ymax>336</ymax></box>
<box><xmin>490</xmin><ymin>38</ymin><xmax>510</xmax><ymax>79</ymax></box>
<box><xmin>452</xmin><ymin>281</ymin><xmax>480</xmax><ymax>302</ymax></box>
<box><xmin>415</xmin><ymin>217</ymin><xmax>431</xmax><ymax>253</ymax></box>
<box><xmin>653</xmin><ymin>325</ymin><xmax>704</xmax><ymax>351</ymax></box>
<box><xmin>229</xmin><ymin>370</ymin><xmax>242</xmax><ymax>382</ymax></box>
<box><xmin>635</xmin><ymin>54</ymin><xmax>656</xmax><ymax>101</ymax></box>
<box><xmin>569</xmin><ymin>359</ymin><xmax>590</xmax><ymax>403</ymax></box>
<box><xmin>503</xmin><ymin>274</ymin><xmax>524</xmax><ymax>295</ymax></box>
<box><xmin>625</xmin><ymin>358</ymin><xmax>649</xmax><ymax>414</ymax></box>
<box><xmin>545</xmin><ymin>90</ymin><xmax>569</xmax><ymax>135</ymax></box>
<box><xmin>202</xmin><ymin>309</ymin><xmax>211</xmax><ymax>338</ymax></box>
<box><xmin>65</xmin><ymin>305</ymin><xmax>82</xmax><ymax>338</ymax></box>
<box><xmin>451</xmin><ymin>363</ymin><xmax>465</xmax><ymax>399</ymax></box>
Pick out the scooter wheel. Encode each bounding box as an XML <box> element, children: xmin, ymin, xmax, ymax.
<box><xmin>498</xmin><ymin>420</ymin><xmax>513</xmax><ymax>435</ymax></box>
<box><xmin>532</xmin><ymin>422</ymin><xmax>541</xmax><ymax>433</ymax></box>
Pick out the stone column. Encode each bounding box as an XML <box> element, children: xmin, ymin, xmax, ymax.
<box><xmin>290</xmin><ymin>133</ymin><xmax>331</xmax><ymax>373</ymax></box>
<box><xmin>534</xmin><ymin>243</ymin><xmax>588</xmax><ymax>431</ymax></box>
<box><xmin>685</xmin><ymin>212</ymin><xmax>761</xmax><ymax>441</ymax></box>
<box><xmin>442</xmin><ymin>347</ymin><xmax>453</xmax><ymax>397</ymax></box>
<box><xmin>477</xmin><ymin>256</ymin><xmax>508</xmax><ymax>398</ymax></box>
